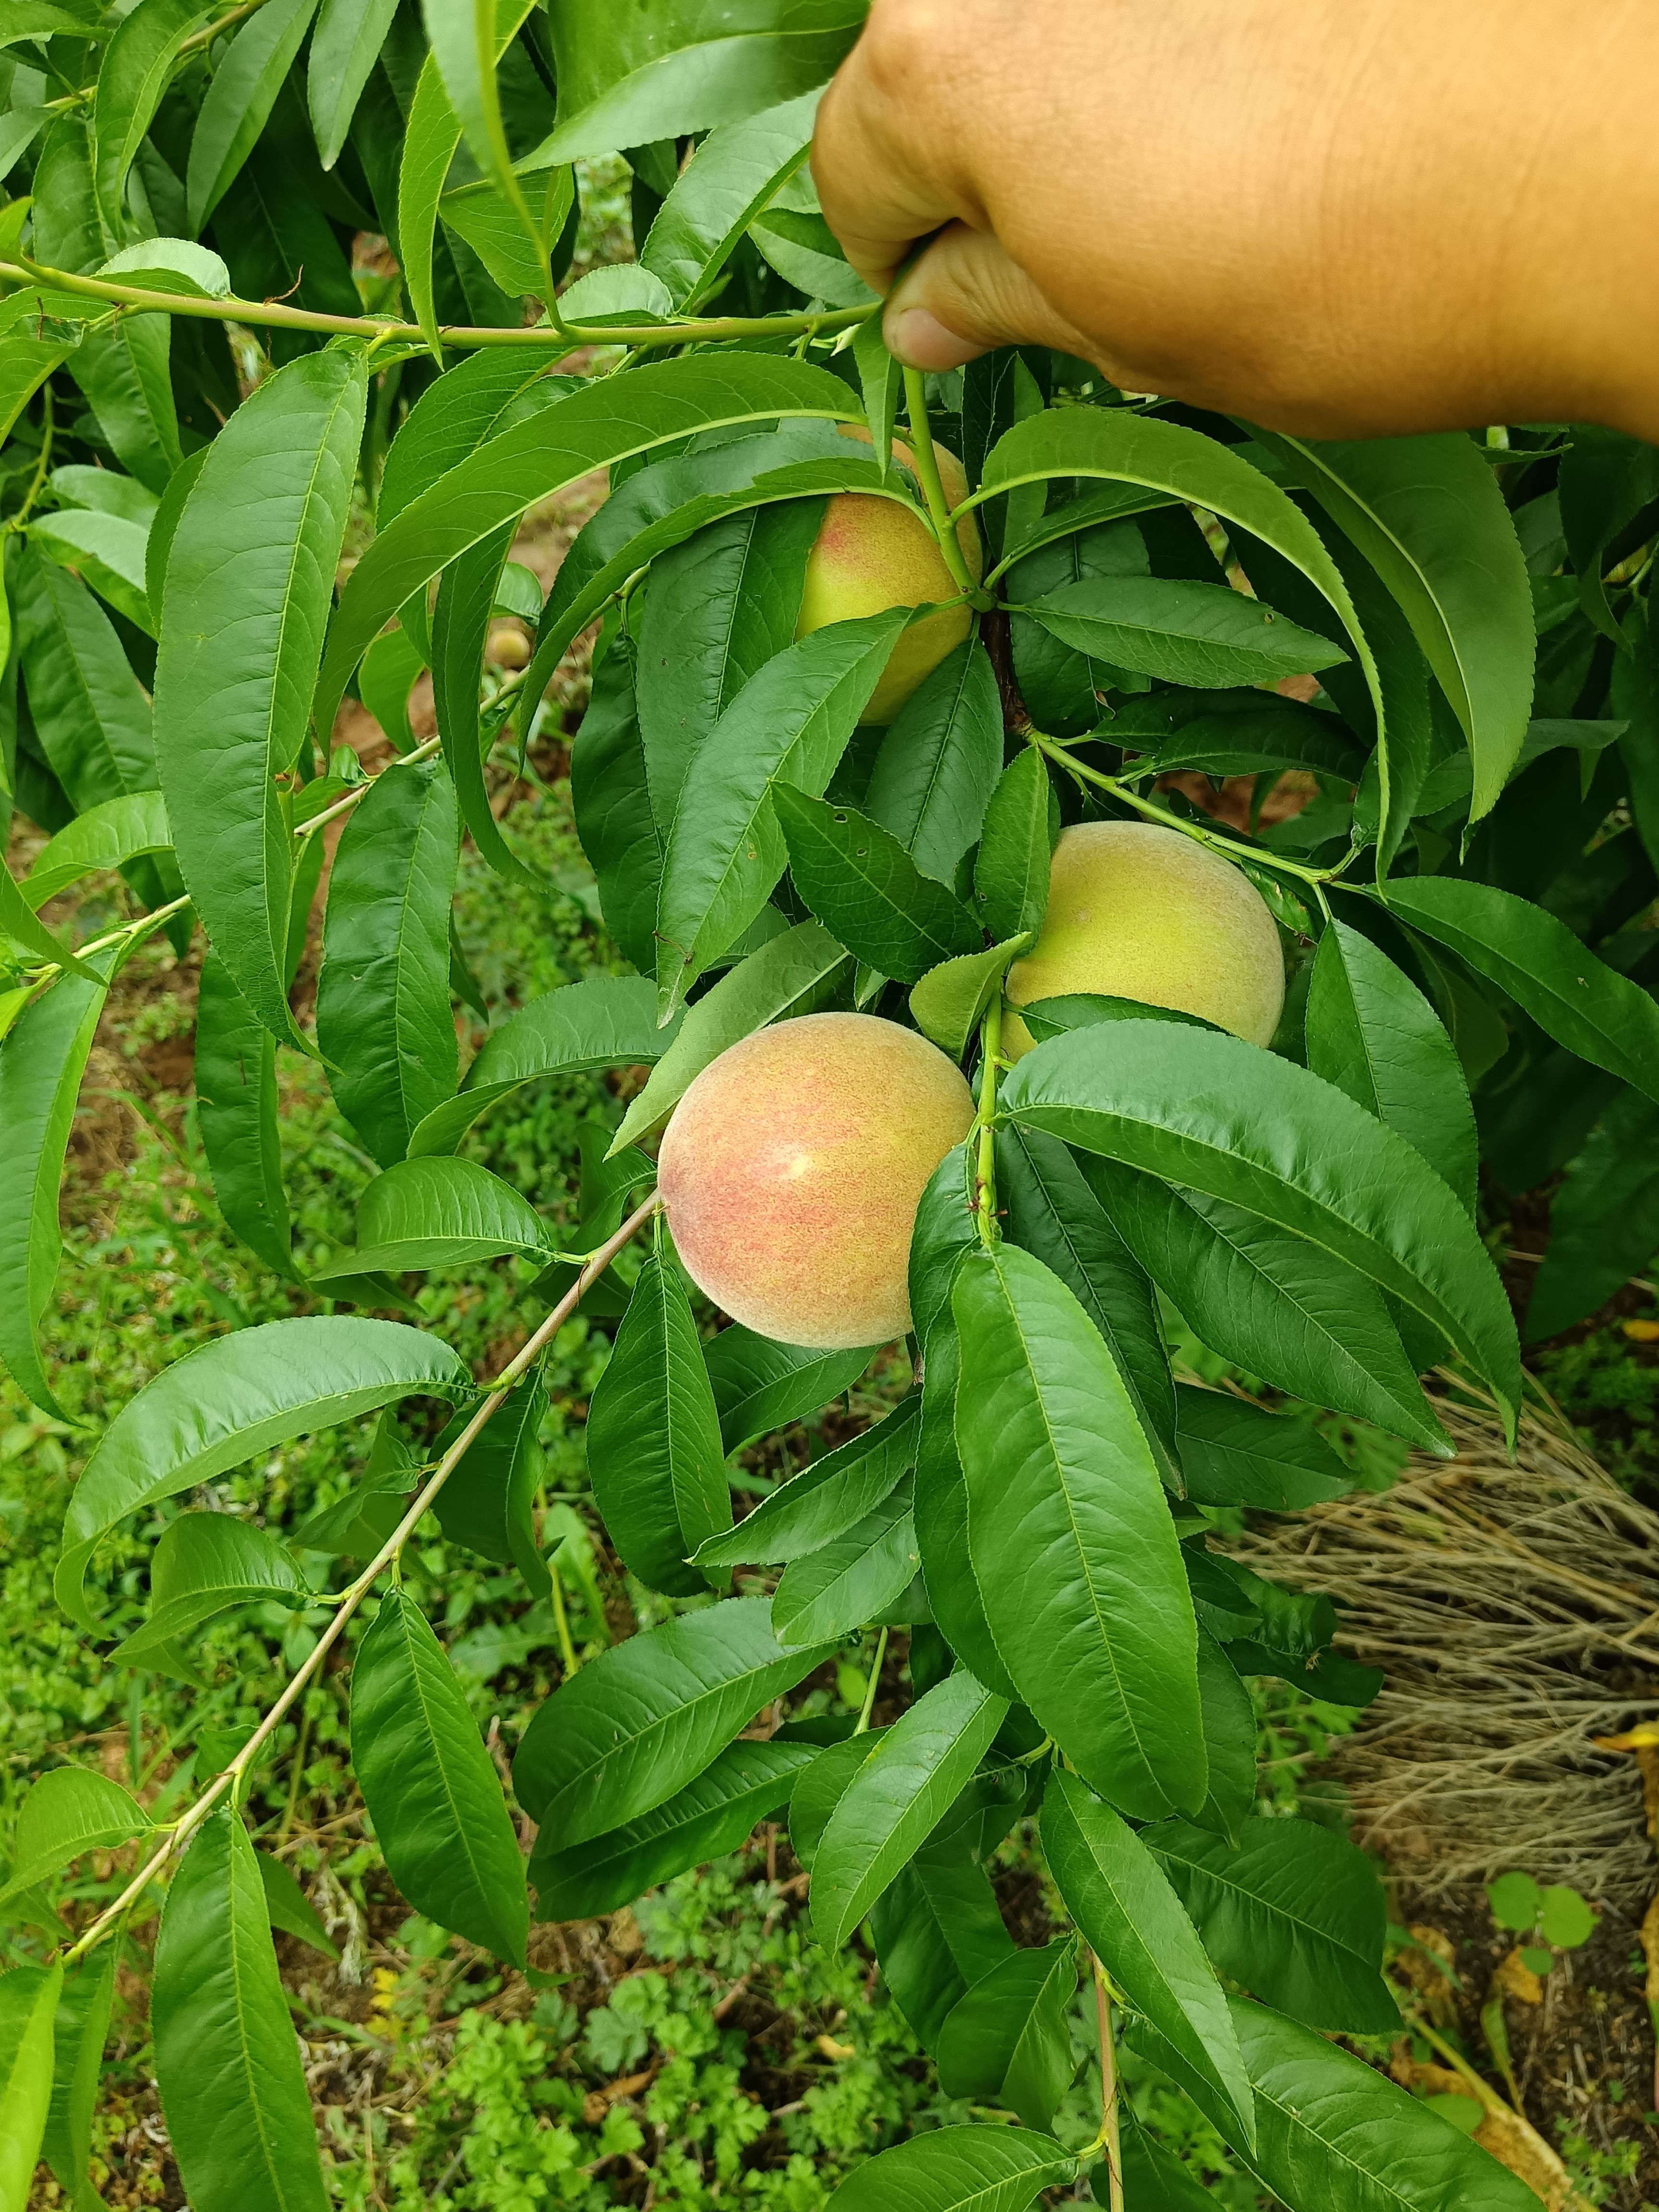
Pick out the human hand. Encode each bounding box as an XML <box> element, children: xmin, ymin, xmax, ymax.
<box><xmin>812</xmin><ymin>0</ymin><xmax>1659</xmax><ymax>440</ymax></box>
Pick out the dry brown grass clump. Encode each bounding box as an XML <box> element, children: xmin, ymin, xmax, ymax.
<box><xmin>1226</xmin><ymin>1380</ymin><xmax>1659</xmax><ymax>1906</ymax></box>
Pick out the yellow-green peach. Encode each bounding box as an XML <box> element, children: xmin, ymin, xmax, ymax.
<box><xmin>795</xmin><ymin>435</ymin><xmax>983</xmax><ymax>726</ymax></box>
<box><xmin>1005</xmin><ymin>821</ymin><xmax>1286</xmax><ymax>1055</ymax></box>
<box><xmin>658</xmin><ymin>1012</ymin><xmax>975</xmax><ymax>1349</ymax></box>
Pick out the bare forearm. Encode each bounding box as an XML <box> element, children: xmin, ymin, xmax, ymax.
<box><xmin>814</xmin><ymin>0</ymin><xmax>1659</xmax><ymax>440</ymax></box>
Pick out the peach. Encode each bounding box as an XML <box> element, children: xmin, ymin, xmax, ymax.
<box><xmin>795</xmin><ymin>434</ymin><xmax>983</xmax><ymax>725</ymax></box>
<box><xmin>658</xmin><ymin>1012</ymin><xmax>975</xmax><ymax>1349</ymax></box>
<box><xmin>1005</xmin><ymin>822</ymin><xmax>1286</xmax><ymax>1055</ymax></box>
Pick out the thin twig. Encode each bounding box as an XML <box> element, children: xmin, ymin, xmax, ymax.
<box><xmin>0</xmin><ymin>254</ymin><xmax>876</xmax><ymax>355</ymax></box>
<box><xmin>58</xmin><ymin>1190</ymin><xmax>660</xmax><ymax>1967</ymax></box>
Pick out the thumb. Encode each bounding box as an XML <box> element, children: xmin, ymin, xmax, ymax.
<box><xmin>882</xmin><ymin>221</ymin><xmax>1097</xmax><ymax>370</ymax></box>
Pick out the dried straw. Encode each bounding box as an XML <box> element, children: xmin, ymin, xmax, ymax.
<box><xmin>1221</xmin><ymin>1378</ymin><xmax>1659</xmax><ymax>1905</ymax></box>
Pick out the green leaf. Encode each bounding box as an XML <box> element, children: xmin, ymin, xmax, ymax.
<box><xmin>409</xmin><ymin>974</ymin><xmax>677</xmax><ymax>1158</ymax></box>
<box><xmin>1559</xmin><ymin>426</ymin><xmax>1659</xmax><ymax>644</ymax></box>
<box><xmin>640</xmin><ymin>88</ymin><xmax>817</xmax><ymax>307</ymax></box>
<box><xmin>1539</xmin><ymin>1885</ymin><xmax>1596</xmax><ymax>1949</ymax></box>
<box><xmin>1144</xmin><ymin>1996</ymin><xmax>1543</xmax><ymax>2210</ymax></box>
<box><xmin>69</xmin><ymin>315</ymin><xmax>181</xmax><ymax>495</ymax></box>
<box><xmin>0</xmin><ymin>8</ymin><xmax>91</xmax><ymax>43</ymax></box>
<box><xmin>912</xmin><ymin>1314</ymin><xmax>1020</xmax><ymax>1704</ymax></box>
<box><xmin>1007</xmin><ymin>515</ymin><xmax>1150</xmax><ymax>732</ymax></box>
<box><xmin>588</xmin><ymin>1253</ymin><xmax>733</xmax><ymax>1596</ymax></box>
<box><xmin>0</xmin><ymin>858</ymin><xmax>103</xmax><ymax>984</ymax></box>
<box><xmin>1307</xmin><ymin>918</ymin><xmax>1476</xmax><ymax>1210</ymax></box>
<box><xmin>1193</xmin><ymin>1629</ymin><xmax>1258</xmax><ymax>1846</ymax></box>
<box><xmin>41</xmin><ymin>1948</ymin><xmax>114</xmax><ymax>2208</ymax></box>
<box><xmin>776</xmin><ymin>786</ymin><xmax>981</xmax><ymax>981</ymax></box>
<box><xmin>851</xmin><ymin>317</ymin><xmax>901</xmax><ymax>479</ymax></box>
<box><xmin>256</xmin><ymin>1851</ymin><xmax>339</xmax><ymax>1959</ymax></box>
<box><xmin>1142</xmin><ymin>706</ymin><xmax>1366</xmax><ymax>784</ymax></box>
<box><xmin>870</xmin><ymin>1832</ymin><xmax>1016</xmax><ymax>2055</ymax></box>
<box><xmin>656</xmin><ymin>606</ymin><xmax>912</xmax><ymax>1017</ymax></box>
<box><xmin>421</xmin><ymin>0</ymin><xmax>540</xmax><ymax>261</ymax></box>
<box><xmin>55</xmin><ymin>1316</ymin><xmax>466</xmax><ymax>1628</ymax></box>
<box><xmin>704</xmin><ymin>1327</ymin><xmax>877</xmax><ymax>1454</ymax></box>
<box><xmin>570</xmin><ymin>622</ymin><xmax>661</xmax><ymax>973</ymax></box>
<box><xmin>93</xmin><ymin>0</ymin><xmax>207</xmax><ymax>234</ymax></box>
<box><xmin>1250</xmin><ymin>428</ymin><xmax>1535</xmax><ymax>822</ymax></box>
<box><xmin>973</xmin><ymin>748</ymin><xmax>1054</xmax><ymax>946</ymax></box>
<box><xmin>771</xmin><ymin>1480</ymin><xmax>918</xmax><ymax>1647</ymax></box>
<box><xmin>112</xmin><ymin>1511</ymin><xmax>308</xmax><ymax>1665</ymax></box>
<box><xmin>1118</xmin><ymin>2113</ymin><xmax>1219</xmax><ymax>2211</ymax></box>
<box><xmin>812</xmin><ymin>1671</ymin><xmax>1010</xmax><ymax>1949</ymax></box>
<box><xmin>308</xmin><ymin>0</ymin><xmax>401</xmax><ymax>168</ymax></box>
<box><xmin>358</xmin><ymin>626</ymin><xmax>425</xmax><ymax>752</ymax></box>
<box><xmin>144</xmin><ymin>444</ymin><xmax>206</xmax><ymax>620</ymax></box>
<box><xmin>440</xmin><ymin>168</ymin><xmax>571</xmax><ymax>300</ymax></box>
<box><xmin>952</xmin><ymin>1243</ymin><xmax>1203</xmax><ymax>1819</ymax></box>
<box><xmin>936</xmin><ymin>1939</ymin><xmax>1079</xmax><ymax>2130</ymax></box>
<box><xmin>635</xmin><ymin>498</ymin><xmax>824</xmax><ymax>835</ymax></box>
<box><xmin>1173</xmin><ymin>1385</ymin><xmax>1354</xmax><ymax>1511</ymax></box>
<box><xmin>1382</xmin><ymin>875</ymin><xmax>1659</xmax><ymax>1105</ymax></box>
<box><xmin>378</xmin><ymin>356</ymin><xmax>579</xmax><ymax>533</ymax></box>
<box><xmin>823</xmin><ymin>2124</ymin><xmax>1074</xmax><ymax>2212</ymax></box>
<box><xmin>186</xmin><ymin>0</ymin><xmax>320</xmax><ymax>228</ymax></box>
<box><xmin>864</xmin><ymin>638</ymin><xmax>1003</xmax><ymax>884</ymax></box>
<box><xmin>1004</xmin><ymin>1022</ymin><xmax>1519</xmax><ymax>1437</ymax></box>
<box><xmin>1146</xmin><ymin>1816</ymin><xmax>1398</xmax><ymax>2034</ymax></box>
<box><xmin>996</xmin><ymin>1121</ymin><xmax>1179</xmax><ymax>1488</ymax></box>
<box><xmin>537</xmin><ymin>0</ymin><xmax>864</xmax><ymax>163</ymax></box>
<box><xmin>0</xmin><ymin>1768</ymin><xmax>150</xmax><ymax>1916</ymax></box>
<box><xmin>351</xmin><ymin>1587</ymin><xmax>528</xmax><ymax>1963</ymax></box>
<box><xmin>194</xmin><ymin>950</ymin><xmax>295</xmax><ymax>1280</ymax></box>
<box><xmin>693</xmin><ymin>1396</ymin><xmax>917</xmax><ymax>1567</ymax></box>
<box><xmin>155</xmin><ymin>349</ymin><xmax>367</xmax><ymax>1047</ymax></box>
<box><xmin>613</xmin><ymin>918</ymin><xmax>850</xmax><ymax>1152</ymax></box>
<box><xmin>1525</xmin><ymin>1089</ymin><xmax>1659</xmax><ymax>1339</ymax></box>
<box><xmin>397</xmin><ymin>53</ymin><xmax>469</xmax><ymax>359</ymax></box>
<box><xmin>319</xmin><ymin>354</ymin><xmax>862</xmax><ymax>729</ymax></box>
<box><xmin>748</xmin><ymin>204</ymin><xmax>875</xmax><ymax>307</ymax></box>
<box><xmin>12</xmin><ymin>539</ymin><xmax>156</xmax><ymax>812</ymax></box>
<box><xmin>516</xmin><ymin>424</ymin><xmax>845</xmax><ymax>732</ymax></box>
<box><xmin>28</xmin><ymin>506</ymin><xmax>153</xmax><ymax>633</ymax></box>
<box><xmin>788</xmin><ymin>1728</ymin><xmax>884</xmax><ymax>1870</ymax></box>
<box><xmin>981</xmin><ymin>407</ymin><xmax>1388</xmax><ymax>745</ymax></box>
<box><xmin>152</xmin><ymin>1808</ymin><xmax>328</xmax><ymax>2212</ymax></box>
<box><xmin>515</xmin><ymin>1596</ymin><xmax>837</xmax><ymax>1846</ymax></box>
<box><xmin>1025</xmin><ymin>575</ymin><xmax>1347</xmax><ymax>689</ymax></box>
<box><xmin>1487</xmin><ymin>1870</ymin><xmax>1543</xmax><ymax>1932</ymax></box>
<box><xmin>1082</xmin><ymin>1156</ymin><xmax>1449</xmax><ymax>1451</ymax></box>
<box><xmin>1040</xmin><ymin>1769</ymin><xmax>1254</xmax><ymax>2147</ymax></box>
<box><xmin>431</xmin><ymin>1372</ymin><xmax>549</xmax><ymax>1595</ymax></box>
<box><xmin>530</xmin><ymin>1739</ymin><xmax>812</xmax><ymax>1921</ymax></box>
<box><xmin>0</xmin><ymin>946</ymin><xmax>115</xmax><ymax>1419</ymax></box>
<box><xmin>910</xmin><ymin>936</ymin><xmax>1030</xmax><ymax>1061</ymax></box>
<box><xmin>0</xmin><ymin>290</ymin><xmax>81</xmax><ymax>448</ymax></box>
<box><xmin>0</xmin><ymin>1963</ymin><xmax>60</xmax><ymax>2212</ymax></box>
<box><xmin>317</xmin><ymin>1155</ymin><xmax>554</xmax><ymax>1278</ymax></box>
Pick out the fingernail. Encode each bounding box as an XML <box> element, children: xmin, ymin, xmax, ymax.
<box><xmin>883</xmin><ymin>303</ymin><xmax>986</xmax><ymax>371</ymax></box>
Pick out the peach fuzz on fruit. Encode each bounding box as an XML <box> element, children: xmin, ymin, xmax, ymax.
<box><xmin>658</xmin><ymin>1012</ymin><xmax>975</xmax><ymax>1350</ymax></box>
<box><xmin>1005</xmin><ymin>820</ymin><xmax>1286</xmax><ymax>1055</ymax></box>
<box><xmin>794</xmin><ymin>434</ymin><xmax>982</xmax><ymax>725</ymax></box>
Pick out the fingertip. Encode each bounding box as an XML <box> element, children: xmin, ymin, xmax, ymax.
<box><xmin>883</xmin><ymin>302</ymin><xmax>988</xmax><ymax>372</ymax></box>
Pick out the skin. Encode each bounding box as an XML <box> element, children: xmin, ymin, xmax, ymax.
<box><xmin>812</xmin><ymin>0</ymin><xmax>1659</xmax><ymax>442</ymax></box>
<box><xmin>658</xmin><ymin>1012</ymin><xmax>975</xmax><ymax>1350</ymax></box>
<box><xmin>796</xmin><ymin>433</ymin><xmax>982</xmax><ymax>724</ymax></box>
<box><xmin>1004</xmin><ymin>822</ymin><xmax>1286</xmax><ymax>1055</ymax></box>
